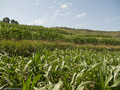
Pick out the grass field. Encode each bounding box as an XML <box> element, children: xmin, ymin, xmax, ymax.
<box><xmin>0</xmin><ymin>22</ymin><xmax>120</xmax><ymax>90</ymax></box>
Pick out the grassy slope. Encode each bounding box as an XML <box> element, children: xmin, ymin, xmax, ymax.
<box><xmin>54</xmin><ymin>27</ymin><xmax>120</xmax><ymax>41</ymax></box>
<box><xmin>0</xmin><ymin>22</ymin><xmax>120</xmax><ymax>89</ymax></box>
<box><xmin>0</xmin><ymin>22</ymin><xmax>120</xmax><ymax>56</ymax></box>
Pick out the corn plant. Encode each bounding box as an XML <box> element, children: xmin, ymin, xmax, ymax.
<box><xmin>0</xmin><ymin>49</ymin><xmax>120</xmax><ymax>89</ymax></box>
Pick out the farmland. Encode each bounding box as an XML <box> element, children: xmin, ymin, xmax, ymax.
<box><xmin>0</xmin><ymin>22</ymin><xmax>120</xmax><ymax>90</ymax></box>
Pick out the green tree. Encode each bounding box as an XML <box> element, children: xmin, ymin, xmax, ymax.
<box><xmin>3</xmin><ymin>17</ymin><xmax>10</xmax><ymax>23</ymax></box>
<box><xmin>11</xmin><ymin>19</ymin><xmax>19</xmax><ymax>24</ymax></box>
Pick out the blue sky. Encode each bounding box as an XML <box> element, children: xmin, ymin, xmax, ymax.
<box><xmin>0</xmin><ymin>0</ymin><xmax>120</xmax><ymax>31</ymax></box>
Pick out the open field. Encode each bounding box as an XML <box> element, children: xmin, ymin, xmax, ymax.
<box><xmin>0</xmin><ymin>22</ymin><xmax>120</xmax><ymax>89</ymax></box>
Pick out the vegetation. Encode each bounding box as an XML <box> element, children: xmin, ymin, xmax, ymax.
<box><xmin>0</xmin><ymin>49</ymin><xmax>120</xmax><ymax>89</ymax></box>
<box><xmin>11</xmin><ymin>19</ymin><xmax>19</xmax><ymax>24</ymax></box>
<box><xmin>0</xmin><ymin>21</ymin><xmax>120</xmax><ymax>89</ymax></box>
<box><xmin>2</xmin><ymin>17</ymin><xmax>19</xmax><ymax>24</ymax></box>
<box><xmin>3</xmin><ymin>17</ymin><xmax>10</xmax><ymax>23</ymax></box>
<box><xmin>0</xmin><ymin>22</ymin><xmax>120</xmax><ymax>45</ymax></box>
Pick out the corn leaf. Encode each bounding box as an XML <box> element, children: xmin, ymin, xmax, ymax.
<box><xmin>53</xmin><ymin>80</ymin><xmax>63</xmax><ymax>90</ymax></box>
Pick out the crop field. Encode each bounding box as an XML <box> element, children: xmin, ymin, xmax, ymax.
<box><xmin>0</xmin><ymin>49</ymin><xmax>120</xmax><ymax>90</ymax></box>
<box><xmin>0</xmin><ymin>22</ymin><xmax>120</xmax><ymax>90</ymax></box>
<box><xmin>0</xmin><ymin>22</ymin><xmax>120</xmax><ymax>45</ymax></box>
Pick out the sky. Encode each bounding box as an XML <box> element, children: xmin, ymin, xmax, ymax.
<box><xmin>0</xmin><ymin>0</ymin><xmax>120</xmax><ymax>31</ymax></box>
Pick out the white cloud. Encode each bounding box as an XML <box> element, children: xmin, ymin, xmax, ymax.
<box><xmin>104</xmin><ymin>16</ymin><xmax>120</xmax><ymax>22</ymax></box>
<box><xmin>35</xmin><ymin>0</ymin><xmax>40</xmax><ymax>5</ymax></box>
<box><xmin>51</xmin><ymin>9</ymin><xmax>60</xmax><ymax>19</ymax></box>
<box><xmin>35</xmin><ymin>2</ymin><xmax>40</xmax><ymax>5</ymax></box>
<box><xmin>75</xmin><ymin>13</ymin><xmax>86</xmax><ymax>19</ymax></box>
<box><xmin>60</xmin><ymin>12</ymin><xmax>71</xmax><ymax>16</ymax></box>
<box><xmin>28</xmin><ymin>17</ymin><xmax>47</xmax><ymax>25</ymax></box>
<box><xmin>50</xmin><ymin>10</ymin><xmax>71</xmax><ymax>20</ymax></box>
<box><xmin>61</xmin><ymin>4</ymin><xmax>68</xmax><ymax>9</ymax></box>
<box><xmin>34</xmin><ymin>19</ymin><xmax>44</xmax><ymax>25</ymax></box>
<box><xmin>60</xmin><ymin>3</ymin><xmax>72</xmax><ymax>9</ymax></box>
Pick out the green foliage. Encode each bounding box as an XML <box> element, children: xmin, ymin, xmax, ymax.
<box><xmin>0</xmin><ymin>22</ymin><xmax>63</xmax><ymax>41</ymax></box>
<box><xmin>0</xmin><ymin>17</ymin><xmax>120</xmax><ymax>90</ymax></box>
<box><xmin>64</xmin><ymin>36</ymin><xmax>120</xmax><ymax>45</ymax></box>
<box><xmin>11</xmin><ymin>19</ymin><xmax>19</xmax><ymax>24</ymax></box>
<box><xmin>3</xmin><ymin>17</ymin><xmax>10</xmax><ymax>23</ymax></box>
<box><xmin>0</xmin><ymin>40</ymin><xmax>120</xmax><ymax>57</ymax></box>
<box><xmin>0</xmin><ymin>22</ymin><xmax>120</xmax><ymax>45</ymax></box>
<box><xmin>0</xmin><ymin>49</ymin><xmax>120</xmax><ymax>89</ymax></box>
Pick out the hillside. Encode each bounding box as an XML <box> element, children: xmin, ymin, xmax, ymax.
<box><xmin>0</xmin><ymin>22</ymin><xmax>120</xmax><ymax>55</ymax></box>
<box><xmin>0</xmin><ymin>22</ymin><xmax>120</xmax><ymax>89</ymax></box>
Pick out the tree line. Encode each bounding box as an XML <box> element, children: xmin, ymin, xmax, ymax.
<box><xmin>2</xmin><ymin>17</ymin><xmax>19</xmax><ymax>24</ymax></box>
